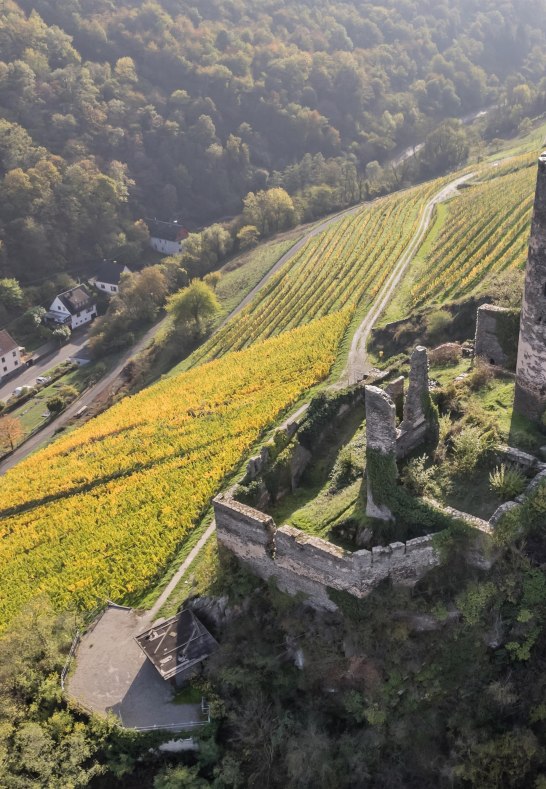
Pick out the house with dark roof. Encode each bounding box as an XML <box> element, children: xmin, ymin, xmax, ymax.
<box><xmin>135</xmin><ymin>609</ymin><xmax>217</xmax><ymax>687</ymax></box>
<box><xmin>146</xmin><ymin>218</ymin><xmax>189</xmax><ymax>255</ymax></box>
<box><xmin>0</xmin><ymin>330</ymin><xmax>22</xmax><ymax>379</ymax></box>
<box><xmin>91</xmin><ymin>260</ymin><xmax>131</xmax><ymax>295</ymax></box>
<box><xmin>47</xmin><ymin>285</ymin><xmax>97</xmax><ymax>330</ymax></box>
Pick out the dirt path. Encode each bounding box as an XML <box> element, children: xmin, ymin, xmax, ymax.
<box><xmin>342</xmin><ymin>172</ymin><xmax>475</xmax><ymax>385</ymax></box>
<box><xmin>153</xmin><ymin>170</ymin><xmax>476</xmax><ymax>617</ymax></box>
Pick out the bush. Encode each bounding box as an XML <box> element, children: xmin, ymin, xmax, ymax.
<box><xmin>329</xmin><ymin>445</ymin><xmax>362</xmax><ymax>492</ymax></box>
<box><xmin>451</xmin><ymin>425</ymin><xmax>492</xmax><ymax>476</ymax></box>
<box><xmin>429</xmin><ymin>343</ymin><xmax>462</xmax><ymax>367</ymax></box>
<box><xmin>401</xmin><ymin>455</ymin><xmax>438</xmax><ymax>496</ymax></box>
<box><xmin>46</xmin><ymin>395</ymin><xmax>65</xmax><ymax>414</ymax></box>
<box><xmin>489</xmin><ymin>464</ymin><xmax>526</xmax><ymax>501</ymax></box>
<box><xmin>426</xmin><ymin>309</ymin><xmax>452</xmax><ymax>341</ymax></box>
<box><xmin>467</xmin><ymin>359</ymin><xmax>494</xmax><ymax>391</ymax></box>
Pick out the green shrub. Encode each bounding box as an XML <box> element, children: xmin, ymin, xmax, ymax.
<box><xmin>401</xmin><ymin>455</ymin><xmax>438</xmax><ymax>496</ymax></box>
<box><xmin>46</xmin><ymin>395</ymin><xmax>65</xmax><ymax>414</ymax></box>
<box><xmin>329</xmin><ymin>445</ymin><xmax>362</xmax><ymax>492</ymax></box>
<box><xmin>232</xmin><ymin>480</ymin><xmax>263</xmax><ymax>506</ymax></box>
<box><xmin>426</xmin><ymin>308</ymin><xmax>452</xmax><ymax>340</ymax></box>
<box><xmin>489</xmin><ymin>463</ymin><xmax>526</xmax><ymax>501</ymax></box>
<box><xmin>467</xmin><ymin>359</ymin><xmax>494</xmax><ymax>391</ymax></box>
<box><xmin>451</xmin><ymin>425</ymin><xmax>492</xmax><ymax>476</ymax></box>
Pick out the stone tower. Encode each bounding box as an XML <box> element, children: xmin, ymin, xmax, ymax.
<box><xmin>514</xmin><ymin>152</ymin><xmax>546</xmax><ymax>419</ymax></box>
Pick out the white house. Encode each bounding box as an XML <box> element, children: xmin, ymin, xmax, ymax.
<box><xmin>47</xmin><ymin>285</ymin><xmax>97</xmax><ymax>330</ymax></box>
<box><xmin>0</xmin><ymin>330</ymin><xmax>22</xmax><ymax>379</ymax></box>
<box><xmin>146</xmin><ymin>219</ymin><xmax>189</xmax><ymax>256</ymax></box>
<box><xmin>92</xmin><ymin>260</ymin><xmax>131</xmax><ymax>295</ymax></box>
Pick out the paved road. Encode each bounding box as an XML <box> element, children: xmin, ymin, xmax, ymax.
<box><xmin>68</xmin><ymin>606</ymin><xmax>205</xmax><ymax>730</ymax></box>
<box><xmin>0</xmin><ymin>329</ymin><xmax>90</xmax><ymax>402</ymax></box>
<box><xmin>0</xmin><ymin>317</ymin><xmax>167</xmax><ymax>473</ymax></box>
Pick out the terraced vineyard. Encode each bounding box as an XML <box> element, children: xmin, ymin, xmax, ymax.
<box><xmin>191</xmin><ymin>176</ymin><xmax>449</xmax><ymax>364</ymax></box>
<box><xmin>410</xmin><ymin>155</ymin><xmax>536</xmax><ymax>308</ymax></box>
<box><xmin>0</xmin><ymin>311</ymin><xmax>349</xmax><ymax>627</ymax></box>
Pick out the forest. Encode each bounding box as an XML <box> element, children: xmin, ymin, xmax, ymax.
<box><xmin>1</xmin><ymin>0</ymin><xmax>546</xmax><ymax>290</ymax></box>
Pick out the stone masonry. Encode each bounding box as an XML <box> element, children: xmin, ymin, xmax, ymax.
<box><xmin>515</xmin><ymin>152</ymin><xmax>546</xmax><ymax>419</ymax></box>
<box><xmin>475</xmin><ymin>304</ymin><xmax>513</xmax><ymax>368</ymax></box>
<box><xmin>214</xmin><ymin>493</ymin><xmax>441</xmax><ymax>611</ymax></box>
<box><xmin>397</xmin><ymin>345</ymin><xmax>435</xmax><ymax>457</ymax></box>
<box><xmin>364</xmin><ymin>385</ymin><xmax>397</xmax><ymax>521</ymax></box>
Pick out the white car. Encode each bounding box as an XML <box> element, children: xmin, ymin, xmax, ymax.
<box><xmin>35</xmin><ymin>376</ymin><xmax>51</xmax><ymax>385</ymax></box>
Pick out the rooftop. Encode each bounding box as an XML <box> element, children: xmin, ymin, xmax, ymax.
<box><xmin>146</xmin><ymin>218</ymin><xmax>189</xmax><ymax>242</ymax></box>
<box><xmin>0</xmin><ymin>330</ymin><xmax>18</xmax><ymax>356</ymax></box>
<box><xmin>95</xmin><ymin>260</ymin><xmax>130</xmax><ymax>285</ymax></box>
<box><xmin>57</xmin><ymin>285</ymin><xmax>94</xmax><ymax>314</ymax></box>
<box><xmin>135</xmin><ymin>609</ymin><xmax>217</xmax><ymax>681</ymax></box>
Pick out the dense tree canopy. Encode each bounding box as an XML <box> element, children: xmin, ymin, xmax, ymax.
<box><xmin>1</xmin><ymin>0</ymin><xmax>546</xmax><ymax>284</ymax></box>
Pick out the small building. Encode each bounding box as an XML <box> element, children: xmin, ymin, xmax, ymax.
<box><xmin>91</xmin><ymin>260</ymin><xmax>131</xmax><ymax>295</ymax></box>
<box><xmin>0</xmin><ymin>330</ymin><xmax>22</xmax><ymax>379</ymax></box>
<box><xmin>71</xmin><ymin>346</ymin><xmax>92</xmax><ymax>366</ymax></box>
<box><xmin>135</xmin><ymin>609</ymin><xmax>217</xmax><ymax>687</ymax></box>
<box><xmin>146</xmin><ymin>219</ymin><xmax>189</xmax><ymax>256</ymax></box>
<box><xmin>47</xmin><ymin>285</ymin><xmax>97</xmax><ymax>330</ymax></box>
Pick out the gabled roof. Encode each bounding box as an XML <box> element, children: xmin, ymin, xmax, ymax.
<box><xmin>95</xmin><ymin>260</ymin><xmax>130</xmax><ymax>286</ymax></box>
<box><xmin>145</xmin><ymin>218</ymin><xmax>189</xmax><ymax>242</ymax></box>
<box><xmin>0</xmin><ymin>330</ymin><xmax>18</xmax><ymax>356</ymax></box>
<box><xmin>56</xmin><ymin>285</ymin><xmax>94</xmax><ymax>315</ymax></box>
<box><xmin>135</xmin><ymin>609</ymin><xmax>217</xmax><ymax>681</ymax></box>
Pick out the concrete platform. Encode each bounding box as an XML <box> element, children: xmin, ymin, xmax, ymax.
<box><xmin>68</xmin><ymin>606</ymin><xmax>207</xmax><ymax>731</ymax></box>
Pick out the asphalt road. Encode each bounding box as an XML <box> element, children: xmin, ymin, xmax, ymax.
<box><xmin>0</xmin><ymin>328</ymin><xmax>90</xmax><ymax>402</ymax></box>
<box><xmin>0</xmin><ymin>317</ymin><xmax>167</xmax><ymax>473</ymax></box>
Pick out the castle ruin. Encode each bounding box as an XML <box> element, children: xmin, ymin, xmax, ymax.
<box><xmin>514</xmin><ymin>151</ymin><xmax>546</xmax><ymax>419</ymax></box>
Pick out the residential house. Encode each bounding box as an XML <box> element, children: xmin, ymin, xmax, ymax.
<box><xmin>146</xmin><ymin>219</ymin><xmax>189</xmax><ymax>255</ymax></box>
<box><xmin>0</xmin><ymin>330</ymin><xmax>22</xmax><ymax>379</ymax></box>
<box><xmin>92</xmin><ymin>260</ymin><xmax>131</xmax><ymax>295</ymax></box>
<box><xmin>47</xmin><ymin>285</ymin><xmax>97</xmax><ymax>330</ymax></box>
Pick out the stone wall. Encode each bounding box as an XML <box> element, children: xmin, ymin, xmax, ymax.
<box><xmin>475</xmin><ymin>304</ymin><xmax>518</xmax><ymax>369</ymax></box>
<box><xmin>515</xmin><ymin>152</ymin><xmax>546</xmax><ymax>419</ymax></box>
<box><xmin>214</xmin><ymin>492</ymin><xmax>446</xmax><ymax>610</ymax></box>
<box><xmin>397</xmin><ymin>345</ymin><xmax>436</xmax><ymax>457</ymax></box>
<box><xmin>365</xmin><ymin>385</ymin><xmax>397</xmax><ymax>521</ymax></box>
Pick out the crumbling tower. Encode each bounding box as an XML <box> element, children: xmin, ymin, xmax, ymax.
<box><xmin>514</xmin><ymin>152</ymin><xmax>546</xmax><ymax>419</ymax></box>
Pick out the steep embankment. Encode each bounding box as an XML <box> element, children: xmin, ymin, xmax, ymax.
<box><xmin>0</xmin><ymin>312</ymin><xmax>349</xmax><ymax>627</ymax></box>
<box><xmin>0</xmin><ymin>149</ymin><xmax>539</xmax><ymax>627</ymax></box>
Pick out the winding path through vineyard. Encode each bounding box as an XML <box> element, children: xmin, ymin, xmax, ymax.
<box><xmin>343</xmin><ymin>171</ymin><xmax>475</xmax><ymax>385</ymax></box>
<box><xmin>150</xmin><ymin>170</ymin><xmax>476</xmax><ymax>617</ymax></box>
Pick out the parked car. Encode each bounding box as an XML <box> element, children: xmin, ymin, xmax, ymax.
<box><xmin>12</xmin><ymin>385</ymin><xmax>33</xmax><ymax>396</ymax></box>
<box><xmin>35</xmin><ymin>376</ymin><xmax>51</xmax><ymax>385</ymax></box>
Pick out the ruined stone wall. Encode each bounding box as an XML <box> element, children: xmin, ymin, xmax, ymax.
<box><xmin>214</xmin><ymin>493</ymin><xmax>444</xmax><ymax>610</ymax></box>
<box><xmin>474</xmin><ymin>304</ymin><xmax>510</xmax><ymax>367</ymax></box>
<box><xmin>475</xmin><ymin>304</ymin><xmax>518</xmax><ymax>369</ymax></box>
<box><xmin>397</xmin><ymin>346</ymin><xmax>437</xmax><ymax>457</ymax></box>
<box><xmin>365</xmin><ymin>385</ymin><xmax>397</xmax><ymax>521</ymax></box>
<box><xmin>515</xmin><ymin>152</ymin><xmax>546</xmax><ymax>419</ymax></box>
<box><xmin>213</xmin><ymin>496</ymin><xmax>277</xmax><ymax>583</ymax></box>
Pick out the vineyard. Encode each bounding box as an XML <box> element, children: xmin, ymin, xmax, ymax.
<box><xmin>190</xmin><ymin>176</ymin><xmax>449</xmax><ymax>364</ymax></box>
<box><xmin>0</xmin><ymin>311</ymin><xmax>349</xmax><ymax>627</ymax></box>
<box><xmin>409</xmin><ymin>155</ymin><xmax>536</xmax><ymax>308</ymax></box>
